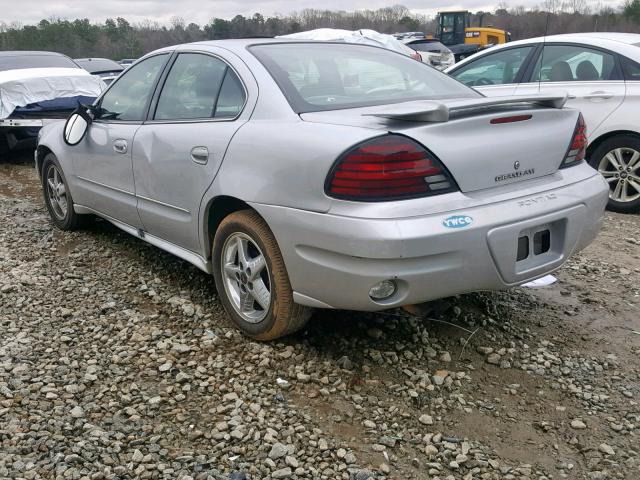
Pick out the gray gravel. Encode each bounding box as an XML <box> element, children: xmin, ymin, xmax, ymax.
<box><xmin>1</xmin><ymin>156</ymin><xmax>639</xmax><ymax>479</ymax></box>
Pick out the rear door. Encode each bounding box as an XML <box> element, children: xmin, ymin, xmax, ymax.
<box><xmin>132</xmin><ymin>49</ymin><xmax>253</xmax><ymax>253</ymax></box>
<box><xmin>448</xmin><ymin>44</ymin><xmax>538</xmax><ymax>96</ymax></box>
<box><xmin>514</xmin><ymin>43</ymin><xmax>625</xmax><ymax>137</ymax></box>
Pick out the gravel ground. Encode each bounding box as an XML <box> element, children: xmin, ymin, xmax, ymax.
<box><xmin>1</xmin><ymin>151</ymin><xmax>639</xmax><ymax>480</ymax></box>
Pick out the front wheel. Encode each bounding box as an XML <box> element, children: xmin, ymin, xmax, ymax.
<box><xmin>212</xmin><ymin>210</ymin><xmax>312</xmax><ymax>340</ymax></box>
<box><xmin>588</xmin><ymin>135</ymin><xmax>640</xmax><ymax>213</ymax></box>
<box><xmin>42</xmin><ymin>153</ymin><xmax>84</xmax><ymax>230</ymax></box>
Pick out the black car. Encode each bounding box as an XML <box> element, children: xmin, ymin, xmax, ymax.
<box><xmin>75</xmin><ymin>57</ymin><xmax>124</xmax><ymax>85</ymax></box>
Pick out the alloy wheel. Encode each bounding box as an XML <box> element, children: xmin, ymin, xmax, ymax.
<box><xmin>598</xmin><ymin>147</ymin><xmax>640</xmax><ymax>203</ymax></box>
<box><xmin>46</xmin><ymin>164</ymin><xmax>69</xmax><ymax>220</ymax></box>
<box><xmin>221</xmin><ymin>232</ymin><xmax>271</xmax><ymax>324</ymax></box>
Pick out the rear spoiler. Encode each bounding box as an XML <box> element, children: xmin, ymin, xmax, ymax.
<box><xmin>362</xmin><ymin>93</ymin><xmax>569</xmax><ymax>123</ymax></box>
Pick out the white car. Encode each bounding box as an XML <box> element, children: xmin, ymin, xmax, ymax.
<box><xmin>446</xmin><ymin>33</ymin><xmax>640</xmax><ymax>213</ymax></box>
<box><xmin>400</xmin><ymin>37</ymin><xmax>456</xmax><ymax>70</ymax></box>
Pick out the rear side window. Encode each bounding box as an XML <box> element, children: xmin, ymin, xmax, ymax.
<box><xmin>215</xmin><ymin>71</ymin><xmax>246</xmax><ymax>118</ymax></box>
<box><xmin>622</xmin><ymin>56</ymin><xmax>640</xmax><ymax>81</ymax></box>
<box><xmin>450</xmin><ymin>46</ymin><xmax>534</xmax><ymax>87</ymax></box>
<box><xmin>155</xmin><ymin>53</ymin><xmax>245</xmax><ymax>121</ymax></box>
<box><xmin>250</xmin><ymin>43</ymin><xmax>477</xmax><ymax>113</ymax></box>
<box><xmin>533</xmin><ymin>45</ymin><xmax>618</xmax><ymax>82</ymax></box>
<box><xmin>409</xmin><ymin>41</ymin><xmax>449</xmax><ymax>53</ymax></box>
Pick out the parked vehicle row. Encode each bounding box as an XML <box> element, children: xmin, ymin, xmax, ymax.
<box><xmin>74</xmin><ymin>57</ymin><xmax>124</xmax><ymax>85</ymax></box>
<box><xmin>0</xmin><ymin>51</ymin><xmax>103</xmax><ymax>154</ymax></box>
<box><xmin>37</xmin><ymin>39</ymin><xmax>608</xmax><ymax>340</ymax></box>
<box><xmin>447</xmin><ymin>32</ymin><xmax>640</xmax><ymax>212</ymax></box>
<box><xmin>280</xmin><ymin>28</ymin><xmax>455</xmax><ymax>70</ymax></box>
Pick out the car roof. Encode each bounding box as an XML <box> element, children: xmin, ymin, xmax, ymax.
<box><xmin>507</xmin><ymin>32</ymin><xmax>640</xmax><ymax>46</ymax></box>
<box><xmin>0</xmin><ymin>50</ymin><xmax>70</xmax><ymax>58</ymax></box>
<box><xmin>448</xmin><ymin>32</ymin><xmax>640</xmax><ymax>72</ymax></box>
<box><xmin>148</xmin><ymin>37</ymin><xmax>406</xmax><ymax>56</ymax></box>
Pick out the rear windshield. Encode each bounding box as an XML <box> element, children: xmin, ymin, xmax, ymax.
<box><xmin>408</xmin><ymin>41</ymin><xmax>450</xmax><ymax>53</ymax></box>
<box><xmin>0</xmin><ymin>54</ymin><xmax>79</xmax><ymax>71</ymax></box>
<box><xmin>250</xmin><ymin>43</ymin><xmax>477</xmax><ymax>113</ymax></box>
<box><xmin>75</xmin><ymin>58</ymin><xmax>123</xmax><ymax>74</ymax></box>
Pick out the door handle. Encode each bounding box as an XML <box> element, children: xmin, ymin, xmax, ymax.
<box><xmin>113</xmin><ymin>139</ymin><xmax>128</xmax><ymax>154</ymax></box>
<box><xmin>583</xmin><ymin>91</ymin><xmax>614</xmax><ymax>100</ymax></box>
<box><xmin>191</xmin><ymin>146</ymin><xmax>209</xmax><ymax>165</ymax></box>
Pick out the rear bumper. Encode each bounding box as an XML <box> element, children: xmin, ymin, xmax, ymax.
<box><xmin>0</xmin><ymin>118</ymin><xmax>44</xmax><ymax>128</ymax></box>
<box><xmin>0</xmin><ymin>117</ymin><xmax>64</xmax><ymax>128</ymax></box>
<box><xmin>253</xmin><ymin>171</ymin><xmax>608</xmax><ymax>311</ymax></box>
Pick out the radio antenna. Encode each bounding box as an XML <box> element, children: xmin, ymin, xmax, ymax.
<box><xmin>538</xmin><ymin>12</ymin><xmax>551</xmax><ymax>93</ymax></box>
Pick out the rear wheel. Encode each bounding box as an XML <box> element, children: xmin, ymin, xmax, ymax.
<box><xmin>588</xmin><ymin>135</ymin><xmax>640</xmax><ymax>213</ymax></box>
<box><xmin>0</xmin><ymin>132</ymin><xmax>9</xmax><ymax>155</ymax></box>
<box><xmin>212</xmin><ymin>210</ymin><xmax>311</xmax><ymax>340</ymax></box>
<box><xmin>42</xmin><ymin>153</ymin><xmax>84</xmax><ymax>230</ymax></box>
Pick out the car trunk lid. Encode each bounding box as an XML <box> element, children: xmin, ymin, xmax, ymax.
<box><xmin>301</xmin><ymin>94</ymin><xmax>579</xmax><ymax>193</ymax></box>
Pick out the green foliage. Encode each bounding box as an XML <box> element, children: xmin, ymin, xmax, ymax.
<box><xmin>0</xmin><ymin>4</ymin><xmax>638</xmax><ymax>60</ymax></box>
<box><xmin>624</xmin><ymin>0</ymin><xmax>640</xmax><ymax>23</ymax></box>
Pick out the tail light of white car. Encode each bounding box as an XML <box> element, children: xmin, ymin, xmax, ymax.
<box><xmin>561</xmin><ymin>113</ymin><xmax>587</xmax><ymax>168</ymax></box>
<box><xmin>326</xmin><ymin>134</ymin><xmax>457</xmax><ymax>201</ymax></box>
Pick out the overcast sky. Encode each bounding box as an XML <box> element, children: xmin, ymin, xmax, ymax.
<box><xmin>0</xmin><ymin>0</ymin><xmax>624</xmax><ymax>25</ymax></box>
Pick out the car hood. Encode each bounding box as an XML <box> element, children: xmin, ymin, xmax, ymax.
<box><xmin>0</xmin><ymin>68</ymin><xmax>104</xmax><ymax>119</ymax></box>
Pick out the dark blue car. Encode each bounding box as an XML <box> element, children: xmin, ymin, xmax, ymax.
<box><xmin>0</xmin><ymin>51</ymin><xmax>101</xmax><ymax>155</ymax></box>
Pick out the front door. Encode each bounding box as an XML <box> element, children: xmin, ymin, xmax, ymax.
<box><xmin>71</xmin><ymin>53</ymin><xmax>169</xmax><ymax>227</ymax></box>
<box><xmin>132</xmin><ymin>51</ymin><xmax>251</xmax><ymax>253</ymax></box>
<box><xmin>514</xmin><ymin>43</ymin><xmax>625</xmax><ymax>138</ymax></box>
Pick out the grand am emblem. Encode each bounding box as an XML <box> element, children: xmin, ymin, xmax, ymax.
<box><xmin>495</xmin><ymin>162</ymin><xmax>534</xmax><ymax>182</ymax></box>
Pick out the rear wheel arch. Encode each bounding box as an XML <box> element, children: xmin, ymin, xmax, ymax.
<box><xmin>204</xmin><ymin>196</ymin><xmax>254</xmax><ymax>259</ymax></box>
<box><xmin>587</xmin><ymin>130</ymin><xmax>640</xmax><ymax>160</ymax></box>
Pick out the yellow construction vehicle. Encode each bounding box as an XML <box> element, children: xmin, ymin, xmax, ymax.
<box><xmin>436</xmin><ymin>11</ymin><xmax>510</xmax><ymax>62</ymax></box>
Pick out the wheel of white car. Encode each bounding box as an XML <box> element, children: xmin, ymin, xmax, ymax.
<box><xmin>212</xmin><ymin>210</ymin><xmax>312</xmax><ymax>340</ymax></box>
<box><xmin>588</xmin><ymin>135</ymin><xmax>640</xmax><ymax>213</ymax></box>
<box><xmin>41</xmin><ymin>153</ymin><xmax>84</xmax><ymax>230</ymax></box>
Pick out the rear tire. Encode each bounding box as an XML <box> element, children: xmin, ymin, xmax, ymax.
<box><xmin>588</xmin><ymin>135</ymin><xmax>640</xmax><ymax>213</ymax></box>
<box><xmin>212</xmin><ymin>210</ymin><xmax>312</xmax><ymax>340</ymax></box>
<box><xmin>41</xmin><ymin>153</ymin><xmax>84</xmax><ymax>230</ymax></box>
<box><xmin>0</xmin><ymin>132</ymin><xmax>9</xmax><ymax>156</ymax></box>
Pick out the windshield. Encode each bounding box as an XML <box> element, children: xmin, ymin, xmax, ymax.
<box><xmin>409</xmin><ymin>41</ymin><xmax>450</xmax><ymax>54</ymax></box>
<box><xmin>0</xmin><ymin>54</ymin><xmax>79</xmax><ymax>71</ymax></box>
<box><xmin>250</xmin><ymin>43</ymin><xmax>477</xmax><ymax>113</ymax></box>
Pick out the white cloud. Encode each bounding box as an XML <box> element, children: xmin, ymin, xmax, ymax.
<box><xmin>0</xmin><ymin>0</ymin><xmax>623</xmax><ymax>25</ymax></box>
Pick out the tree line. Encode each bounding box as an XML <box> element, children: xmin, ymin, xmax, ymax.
<box><xmin>1</xmin><ymin>3</ymin><xmax>639</xmax><ymax>60</ymax></box>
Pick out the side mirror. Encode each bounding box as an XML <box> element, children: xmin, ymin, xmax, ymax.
<box><xmin>63</xmin><ymin>107</ymin><xmax>93</xmax><ymax>146</ymax></box>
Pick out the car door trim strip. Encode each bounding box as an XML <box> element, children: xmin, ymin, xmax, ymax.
<box><xmin>136</xmin><ymin>195</ymin><xmax>190</xmax><ymax>214</ymax></box>
<box><xmin>76</xmin><ymin>175</ymin><xmax>134</xmax><ymax>196</ymax></box>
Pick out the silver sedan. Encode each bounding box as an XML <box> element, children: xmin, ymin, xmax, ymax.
<box><xmin>36</xmin><ymin>39</ymin><xmax>609</xmax><ymax>340</ymax></box>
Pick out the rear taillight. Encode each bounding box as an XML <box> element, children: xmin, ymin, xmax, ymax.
<box><xmin>561</xmin><ymin>113</ymin><xmax>587</xmax><ymax>168</ymax></box>
<box><xmin>326</xmin><ymin>135</ymin><xmax>457</xmax><ymax>201</ymax></box>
